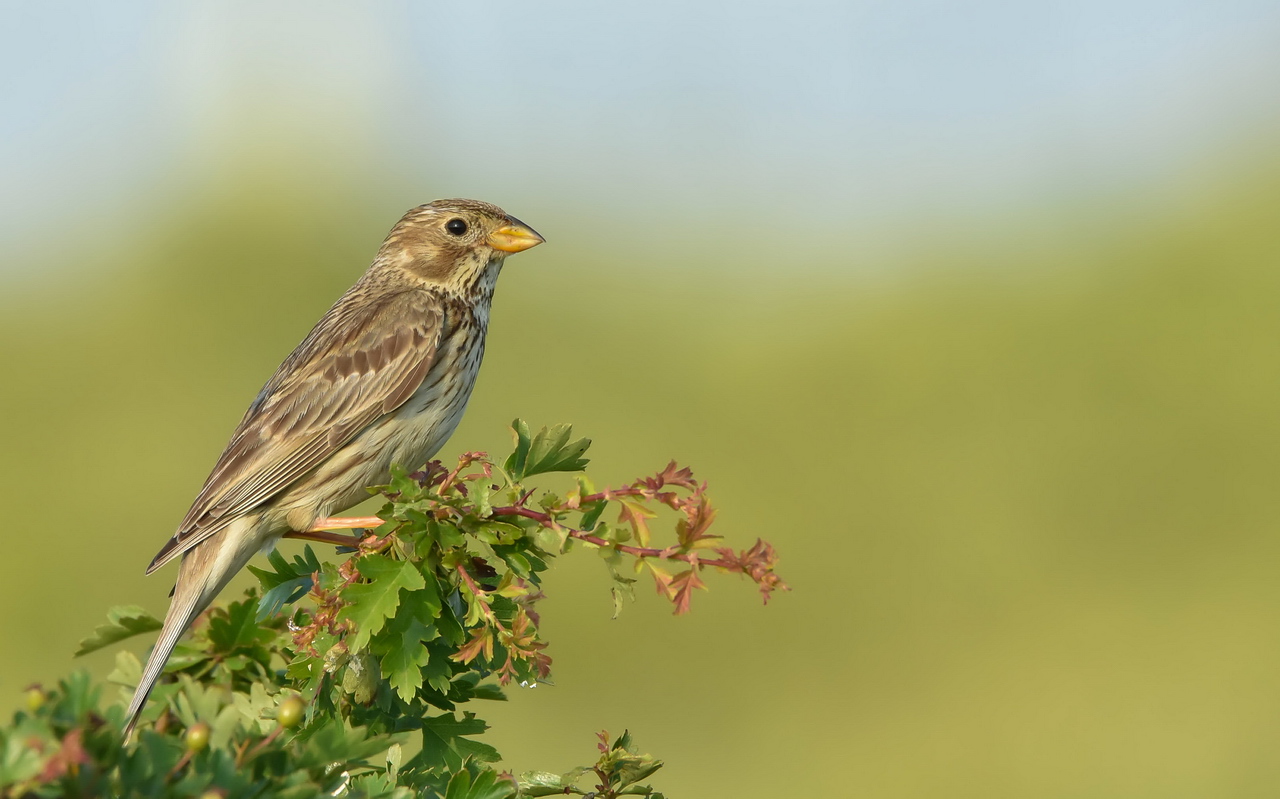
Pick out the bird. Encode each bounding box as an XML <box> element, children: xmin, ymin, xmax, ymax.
<box><xmin>123</xmin><ymin>199</ymin><xmax>544</xmax><ymax>737</ymax></box>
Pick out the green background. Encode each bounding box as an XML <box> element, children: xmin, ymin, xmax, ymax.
<box><xmin>4</xmin><ymin>158</ymin><xmax>1280</xmax><ymax>796</ymax></box>
<box><xmin>6</xmin><ymin>4</ymin><xmax>1280</xmax><ymax>796</ymax></box>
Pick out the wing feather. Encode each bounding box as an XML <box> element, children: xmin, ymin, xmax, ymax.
<box><xmin>146</xmin><ymin>288</ymin><xmax>446</xmax><ymax>573</ymax></box>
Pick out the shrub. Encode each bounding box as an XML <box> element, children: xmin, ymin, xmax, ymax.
<box><xmin>1</xmin><ymin>422</ymin><xmax>785</xmax><ymax>797</ymax></box>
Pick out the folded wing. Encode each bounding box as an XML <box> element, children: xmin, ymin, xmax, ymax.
<box><xmin>146</xmin><ymin>289</ymin><xmax>445</xmax><ymax>573</ymax></box>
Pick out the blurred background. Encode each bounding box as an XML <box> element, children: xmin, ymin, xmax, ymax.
<box><xmin>5</xmin><ymin>1</ymin><xmax>1280</xmax><ymax>795</ymax></box>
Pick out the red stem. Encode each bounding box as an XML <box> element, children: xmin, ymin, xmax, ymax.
<box><xmin>455</xmin><ymin>566</ymin><xmax>500</xmax><ymax>624</ymax></box>
<box><xmin>490</xmin><ymin>505</ymin><xmax>731</xmax><ymax>569</ymax></box>
<box><xmin>241</xmin><ymin>725</ymin><xmax>283</xmax><ymax>764</ymax></box>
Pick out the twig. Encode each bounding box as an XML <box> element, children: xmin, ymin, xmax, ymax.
<box><xmin>489</xmin><ymin>506</ymin><xmax>731</xmax><ymax>568</ymax></box>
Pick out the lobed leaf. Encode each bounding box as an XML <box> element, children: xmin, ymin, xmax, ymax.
<box><xmin>376</xmin><ymin>607</ymin><xmax>439</xmax><ymax>703</ymax></box>
<box><xmin>504</xmin><ymin>420</ymin><xmax>590</xmax><ymax>480</ymax></box>
<box><xmin>337</xmin><ymin>554</ymin><xmax>428</xmax><ymax>651</ymax></box>
<box><xmin>74</xmin><ymin>606</ymin><xmax>163</xmax><ymax>657</ymax></box>
<box><xmin>249</xmin><ymin>546</ymin><xmax>322</xmax><ymax>620</ymax></box>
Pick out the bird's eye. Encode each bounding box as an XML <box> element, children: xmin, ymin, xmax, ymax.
<box><xmin>445</xmin><ymin>218</ymin><xmax>468</xmax><ymax>236</ymax></box>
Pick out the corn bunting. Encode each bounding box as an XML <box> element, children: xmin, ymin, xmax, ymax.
<box><xmin>123</xmin><ymin>199</ymin><xmax>543</xmax><ymax>736</ymax></box>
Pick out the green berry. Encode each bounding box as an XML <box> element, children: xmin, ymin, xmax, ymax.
<box><xmin>23</xmin><ymin>687</ymin><xmax>45</xmax><ymax>714</ymax></box>
<box><xmin>277</xmin><ymin>695</ymin><xmax>305</xmax><ymax>729</ymax></box>
<box><xmin>185</xmin><ymin>722</ymin><xmax>210</xmax><ymax>752</ymax></box>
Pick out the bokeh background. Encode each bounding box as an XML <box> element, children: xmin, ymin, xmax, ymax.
<box><xmin>5</xmin><ymin>2</ymin><xmax>1280</xmax><ymax>795</ymax></box>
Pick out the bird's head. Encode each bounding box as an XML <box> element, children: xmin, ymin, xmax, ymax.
<box><xmin>376</xmin><ymin>199</ymin><xmax>544</xmax><ymax>294</ymax></box>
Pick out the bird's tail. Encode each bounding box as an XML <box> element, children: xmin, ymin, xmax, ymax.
<box><xmin>123</xmin><ymin>520</ymin><xmax>262</xmax><ymax>739</ymax></box>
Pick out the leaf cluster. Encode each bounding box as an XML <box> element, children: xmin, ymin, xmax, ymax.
<box><xmin>1</xmin><ymin>421</ymin><xmax>783</xmax><ymax>797</ymax></box>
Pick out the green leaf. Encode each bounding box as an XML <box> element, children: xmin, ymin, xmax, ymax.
<box><xmin>207</xmin><ymin>594</ymin><xmax>273</xmax><ymax>653</ymax></box>
<box><xmin>58</xmin><ymin>670</ymin><xmax>102</xmax><ymax>720</ymax></box>
<box><xmin>454</xmin><ymin>734</ymin><xmax>502</xmax><ymax>764</ymax></box>
<box><xmin>597</xmin><ymin>730</ymin><xmax>663</xmax><ymax>790</ymax></box>
<box><xmin>106</xmin><ymin>649</ymin><xmax>142</xmax><ymax>689</ymax></box>
<box><xmin>504</xmin><ymin>420</ymin><xmax>590</xmax><ymax>480</ymax></box>
<box><xmin>532</xmin><ymin>526</ymin><xmax>567</xmax><ymax>554</ymax></box>
<box><xmin>378</xmin><ymin>609</ymin><xmax>438</xmax><ymax>703</ymax></box>
<box><xmin>463</xmin><ymin>769</ymin><xmax>517</xmax><ymax>799</ymax></box>
<box><xmin>471</xmin><ymin>482</ymin><xmax>493</xmax><ymax>517</ymax></box>
<box><xmin>414</xmin><ymin>712</ymin><xmax>491</xmax><ymax>773</ymax></box>
<box><xmin>389</xmin><ymin>463</ymin><xmax>423</xmax><ymax>501</ymax></box>
<box><xmin>231</xmin><ymin>681</ymin><xmax>276</xmax><ymax>735</ymax></box>
<box><xmin>337</xmin><ymin>554</ymin><xmax>427</xmax><ymax>651</ymax></box>
<box><xmin>342</xmin><ymin>652</ymin><xmax>381</xmax><ymax>704</ymax></box>
<box><xmin>249</xmin><ymin>546</ymin><xmax>321</xmax><ymax>620</ymax></box>
<box><xmin>466</xmin><ymin>682</ymin><xmax>507</xmax><ymax>702</ymax></box>
<box><xmin>612</xmin><ymin>729</ymin><xmax>634</xmax><ymax>752</ymax></box>
<box><xmin>495</xmin><ymin>550</ymin><xmax>532</xmax><ymax>578</ymax></box>
<box><xmin>422</xmin><ymin>641</ymin><xmax>456</xmax><ymax>695</ymax></box>
<box><xmin>611</xmin><ymin>583</ymin><xmax>630</xmax><ymax>619</ymax></box>
<box><xmin>427</xmin><ymin>520</ymin><xmax>466</xmax><ymax>551</ymax></box>
<box><xmin>171</xmin><ymin>679</ymin><xmax>207</xmax><ymax>727</ymax></box>
<box><xmin>615</xmin><ymin>753</ymin><xmax>664</xmax><ymax>788</ymax></box>
<box><xmin>74</xmin><ymin>605</ymin><xmax>163</xmax><ymax>657</ymax></box>
<box><xmin>298</xmin><ymin>722</ymin><xmax>404</xmax><ymax>770</ymax></box>
<box><xmin>475</xmin><ymin>521</ymin><xmax>523</xmax><ymax>547</ymax></box>
<box><xmin>258</xmin><ymin>575</ymin><xmax>312</xmax><ymax>620</ymax></box>
<box><xmin>352</xmin><ymin>772</ymin><xmax>412</xmax><ymax>799</ymax></box>
<box><xmin>579</xmin><ymin>499</ymin><xmax>607</xmax><ymax>532</ymax></box>
<box><xmin>445</xmin><ymin>769</ymin><xmax>472</xmax><ymax>799</ymax></box>
<box><xmin>386</xmin><ymin>742</ymin><xmax>403</xmax><ymax>782</ymax></box>
<box><xmin>0</xmin><ymin>724</ymin><xmax>45</xmax><ymax>784</ymax></box>
<box><xmin>524</xmin><ymin>424</ymin><xmax>591</xmax><ymax>477</ymax></box>
<box><xmin>519</xmin><ymin>768</ymin><xmax>587</xmax><ymax>797</ymax></box>
<box><xmin>503</xmin><ymin>418</ymin><xmax>533</xmax><ymax>478</ymax></box>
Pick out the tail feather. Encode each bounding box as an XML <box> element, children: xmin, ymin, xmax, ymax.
<box><xmin>122</xmin><ymin>575</ymin><xmax>207</xmax><ymax>738</ymax></box>
<box><xmin>123</xmin><ymin>519</ymin><xmax>265</xmax><ymax>738</ymax></box>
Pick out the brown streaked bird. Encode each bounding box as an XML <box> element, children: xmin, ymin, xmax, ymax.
<box><xmin>123</xmin><ymin>199</ymin><xmax>543</xmax><ymax>737</ymax></box>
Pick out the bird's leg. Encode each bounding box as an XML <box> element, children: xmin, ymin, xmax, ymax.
<box><xmin>282</xmin><ymin>529</ymin><xmax>360</xmax><ymax>547</ymax></box>
<box><xmin>282</xmin><ymin>517</ymin><xmax>385</xmax><ymax>547</ymax></box>
<box><xmin>310</xmin><ymin>516</ymin><xmax>384</xmax><ymax>531</ymax></box>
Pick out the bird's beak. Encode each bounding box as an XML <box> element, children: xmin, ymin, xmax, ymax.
<box><xmin>487</xmin><ymin>218</ymin><xmax>545</xmax><ymax>253</ymax></box>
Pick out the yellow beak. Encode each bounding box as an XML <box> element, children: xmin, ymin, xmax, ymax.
<box><xmin>487</xmin><ymin>218</ymin><xmax>545</xmax><ymax>253</ymax></box>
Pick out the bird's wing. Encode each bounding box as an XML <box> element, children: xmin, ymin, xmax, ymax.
<box><xmin>146</xmin><ymin>288</ymin><xmax>446</xmax><ymax>573</ymax></box>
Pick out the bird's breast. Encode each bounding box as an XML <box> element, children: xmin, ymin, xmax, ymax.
<box><xmin>390</xmin><ymin>318</ymin><xmax>487</xmax><ymax>461</ymax></box>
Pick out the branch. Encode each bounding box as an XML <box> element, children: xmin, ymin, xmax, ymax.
<box><xmin>490</xmin><ymin>506</ymin><xmax>732</xmax><ymax>569</ymax></box>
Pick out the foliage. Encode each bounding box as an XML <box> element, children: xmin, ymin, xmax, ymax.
<box><xmin>1</xmin><ymin>422</ymin><xmax>785</xmax><ymax>797</ymax></box>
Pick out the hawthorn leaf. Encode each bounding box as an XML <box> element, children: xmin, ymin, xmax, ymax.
<box><xmin>445</xmin><ymin>769</ymin><xmax>472</xmax><ymax>799</ymax></box>
<box><xmin>208</xmin><ymin>594</ymin><xmax>274</xmax><ymax>652</ymax></box>
<box><xmin>617</xmin><ymin>500</ymin><xmax>657</xmax><ymax>547</ymax></box>
<box><xmin>423</xmin><ymin>642</ymin><xmax>456</xmax><ymax>695</ymax></box>
<box><xmin>338</xmin><ymin>555</ymin><xmax>427</xmax><ymax>651</ymax></box>
<box><xmin>342</xmin><ymin>652</ymin><xmax>381</xmax><ymax>704</ymax></box>
<box><xmin>74</xmin><ymin>606</ymin><xmax>163</xmax><ymax>657</ymax></box>
<box><xmin>378</xmin><ymin>609</ymin><xmax>439</xmax><ymax>703</ymax></box>
<box><xmin>249</xmin><ymin>546</ymin><xmax>321</xmax><ymax>620</ymax></box>
<box><xmin>467</xmin><ymin>682</ymin><xmax>507</xmax><ymax>702</ymax></box>
<box><xmin>414</xmin><ymin>712</ymin><xmax>491</xmax><ymax>773</ymax></box>
<box><xmin>503</xmin><ymin>418</ymin><xmax>532</xmax><ymax>478</ymax></box>
<box><xmin>518</xmin><ymin>770</ymin><xmax>580</xmax><ymax>797</ymax></box>
<box><xmin>471</xmin><ymin>482</ymin><xmax>493</xmax><ymax>517</ymax></box>
<box><xmin>579</xmin><ymin>499</ymin><xmax>607</xmax><ymax>532</ymax></box>
<box><xmin>505</xmin><ymin>421</ymin><xmax>590</xmax><ymax>480</ymax></box>
<box><xmin>459</xmin><ymin>767</ymin><xmax>515</xmax><ymax>799</ymax></box>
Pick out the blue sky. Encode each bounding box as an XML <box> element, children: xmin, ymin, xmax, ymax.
<box><xmin>3</xmin><ymin>1</ymin><xmax>1280</xmax><ymax>270</ymax></box>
